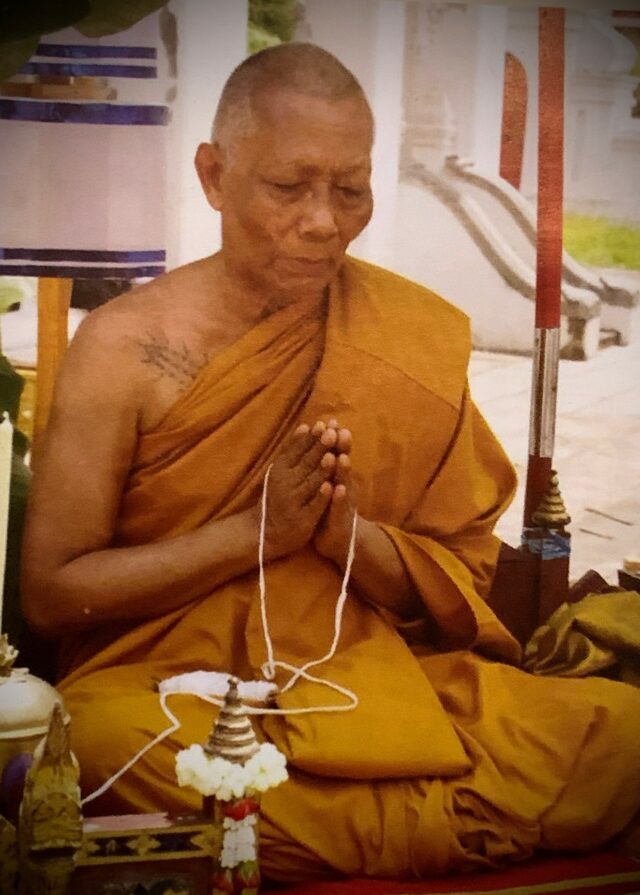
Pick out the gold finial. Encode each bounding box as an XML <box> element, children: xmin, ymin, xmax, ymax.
<box><xmin>204</xmin><ymin>676</ymin><xmax>259</xmax><ymax>764</ymax></box>
<box><xmin>623</xmin><ymin>555</ymin><xmax>640</xmax><ymax>574</ymax></box>
<box><xmin>531</xmin><ymin>470</ymin><xmax>571</xmax><ymax>528</ymax></box>
<box><xmin>0</xmin><ymin>634</ymin><xmax>18</xmax><ymax>677</ymax></box>
<box><xmin>19</xmin><ymin>702</ymin><xmax>83</xmax><ymax>852</ymax></box>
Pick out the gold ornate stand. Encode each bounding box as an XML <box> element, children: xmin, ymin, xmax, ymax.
<box><xmin>1</xmin><ymin>702</ymin><xmax>220</xmax><ymax>895</ymax></box>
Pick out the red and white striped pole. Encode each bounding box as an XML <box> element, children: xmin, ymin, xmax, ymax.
<box><xmin>522</xmin><ymin>8</ymin><xmax>571</xmax><ymax>622</ymax></box>
<box><xmin>524</xmin><ymin>6</ymin><xmax>565</xmax><ymax>527</ymax></box>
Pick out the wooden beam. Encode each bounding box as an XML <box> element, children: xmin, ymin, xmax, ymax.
<box><xmin>33</xmin><ymin>277</ymin><xmax>72</xmax><ymax>461</ymax></box>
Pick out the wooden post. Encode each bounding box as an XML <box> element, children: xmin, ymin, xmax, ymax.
<box><xmin>499</xmin><ymin>53</ymin><xmax>528</xmax><ymax>190</ymax></box>
<box><xmin>32</xmin><ymin>278</ymin><xmax>72</xmax><ymax>463</ymax></box>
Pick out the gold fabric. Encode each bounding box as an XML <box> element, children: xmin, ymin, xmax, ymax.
<box><xmin>59</xmin><ymin>259</ymin><xmax>640</xmax><ymax>880</ymax></box>
<box><xmin>524</xmin><ymin>590</ymin><xmax>640</xmax><ymax>685</ymax></box>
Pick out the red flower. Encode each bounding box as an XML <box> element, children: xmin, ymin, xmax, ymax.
<box><xmin>223</xmin><ymin>796</ymin><xmax>260</xmax><ymax>821</ymax></box>
<box><xmin>236</xmin><ymin>860</ymin><xmax>260</xmax><ymax>887</ymax></box>
<box><xmin>212</xmin><ymin>867</ymin><xmax>234</xmax><ymax>892</ymax></box>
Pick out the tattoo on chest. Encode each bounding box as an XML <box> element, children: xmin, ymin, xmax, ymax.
<box><xmin>136</xmin><ymin>332</ymin><xmax>209</xmax><ymax>389</ymax></box>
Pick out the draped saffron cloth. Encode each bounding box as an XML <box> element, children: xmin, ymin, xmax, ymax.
<box><xmin>59</xmin><ymin>258</ymin><xmax>640</xmax><ymax>881</ymax></box>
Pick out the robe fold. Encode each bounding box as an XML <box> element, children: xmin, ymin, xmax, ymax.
<box><xmin>58</xmin><ymin>258</ymin><xmax>640</xmax><ymax>880</ymax></box>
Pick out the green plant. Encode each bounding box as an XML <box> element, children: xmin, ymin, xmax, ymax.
<box><xmin>249</xmin><ymin>0</ymin><xmax>299</xmax><ymax>42</ymax></box>
<box><xmin>0</xmin><ymin>283</ymin><xmax>23</xmax><ymax>317</ymax></box>
<box><xmin>1</xmin><ymin>2</ymin><xmax>302</xmax><ymax>81</ymax></box>
<box><xmin>563</xmin><ymin>213</ymin><xmax>640</xmax><ymax>270</ymax></box>
<box><xmin>0</xmin><ymin>0</ymin><xmax>170</xmax><ymax>83</ymax></box>
<box><xmin>0</xmin><ymin>352</ymin><xmax>31</xmax><ymax>645</ymax></box>
<box><xmin>247</xmin><ymin>21</ymin><xmax>282</xmax><ymax>55</ymax></box>
<box><xmin>248</xmin><ymin>0</ymin><xmax>300</xmax><ymax>54</ymax></box>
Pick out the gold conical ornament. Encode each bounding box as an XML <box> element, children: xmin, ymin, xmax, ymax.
<box><xmin>19</xmin><ymin>702</ymin><xmax>82</xmax><ymax>853</ymax></box>
<box><xmin>204</xmin><ymin>676</ymin><xmax>259</xmax><ymax>764</ymax></box>
<box><xmin>203</xmin><ymin>679</ymin><xmax>262</xmax><ymax>895</ymax></box>
<box><xmin>531</xmin><ymin>469</ymin><xmax>571</xmax><ymax>529</ymax></box>
<box><xmin>176</xmin><ymin>679</ymin><xmax>287</xmax><ymax>894</ymax></box>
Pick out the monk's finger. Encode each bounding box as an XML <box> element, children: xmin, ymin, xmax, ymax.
<box><xmin>319</xmin><ymin>479</ymin><xmax>334</xmax><ymax>498</ymax></box>
<box><xmin>309</xmin><ymin>419</ymin><xmax>337</xmax><ymax>448</ymax></box>
<box><xmin>293</xmin><ymin>426</ymin><xmax>336</xmax><ymax>481</ymax></box>
<box><xmin>285</xmin><ymin>424</ymin><xmax>315</xmax><ymax>467</ymax></box>
<box><xmin>335</xmin><ymin>427</ymin><xmax>352</xmax><ymax>455</ymax></box>
<box><xmin>301</xmin><ymin>453</ymin><xmax>335</xmax><ymax>504</ymax></box>
<box><xmin>320</xmin><ymin>426</ymin><xmax>338</xmax><ymax>449</ymax></box>
<box><xmin>321</xmin><ymin>451</ymin><xmax>337</xmax><ymax>474</ymax></box>
<box><xmin>333</xmin><ymin>452</ymin><xmax>351</xmax><ymax>487</ymax></box>
<box><xmin>312</xmin><ymin>419</ymin><xmax>341</xmax><ymax>442</ymax></box>
<box><xmin>311</xmin><ymin>420</ymin><xmax>326</xmax><ymax>436</ymax></box>
<box><xmin>332</xmin><ymin>483</ymin><xmax>348</xmax><ymax>503</ymax></box>
<box><xmin>306</xmin><ymin>478</ymin><xmax>334</xmax><ymax>516</ymax></box>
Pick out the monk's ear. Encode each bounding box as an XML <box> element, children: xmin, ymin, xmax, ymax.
<box><xmin>194</xmin><ymin>141</ymin><xmax>225</xmax><ymax>211</ymax></box>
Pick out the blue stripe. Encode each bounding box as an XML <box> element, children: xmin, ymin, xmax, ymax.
<box><xmin>0</xmin><ymin>249</ymin><xmax>166</xmax><ymax>263</ymax></box>
<box><xmin>20</xmin><ymin>62</ymin><xmax>157</xmax><ymax>79</ymax></box>
<box><xmin>0</xmin><ymin>99</ymin><xmax>169</xmax><ymax>126</ymax></box>
<box><xmin>35</xmin><ymin>44</ymin><xmax>156</xmax><ymax>60</ymax></box>
<box><xmin>0</xmin><ymin>264</ymin><xmax>165</xmax><ymax>279</ymax></box>
<box><xmin>521</xmin><ymin>529</ymin><xmax>571</xmax><ymax>559</ymax></box>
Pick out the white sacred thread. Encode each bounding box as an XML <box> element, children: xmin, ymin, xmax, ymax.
<box><xmin>258</xmin><ymin>463</ymin><xmax>359</xmax><ymax>697</ymax></box>
<box><xmin>81</xmin><ymin>463</ymin><xmax>359</xmax><ymax>807</ymax></box>
<box><xmin>82</xmin><ymin>691</ymin><xmax>181</xmax><ymax>806</ymax></box>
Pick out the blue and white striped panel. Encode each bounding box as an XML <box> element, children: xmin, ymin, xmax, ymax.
<box><xmin>2</xmin><ymin>39</ymin><xmax>166</xmax><ymax>125</ymax></box>
<box><xmin>0</xmin><ymin>117</ymin><xmax>167</xmax><ymax>258</ymax></box>
<box><xmin>20</xmin><ymin>41</ymin><xmax>158</xmax><ymax>80</ymax></box>
<box><xmin>32</xmin><ymin>43</ymin><xmax>157</xmax><ymax>59</ymax></box>
<box><xmin>0</xmin><ymin>248</ymin><xmax>166</xmax><ymax>279</ymax></box>
<box><xmin>0</xmin><ymin>99</ymin><xmax>168</xmax><ymax>126</ymax></box>
<box><xmin>0</xmin><ymin>32</ymin><xmax>168</xmax><ymax>272</ymax></box>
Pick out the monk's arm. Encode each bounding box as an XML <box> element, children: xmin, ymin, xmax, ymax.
<box><xmin>315</xmin><ymin>395</ymin><xmax>516</xmax><ymax>636</ymax></box>
<box><xmin>372</xmin><ymin>392</ymin><xmax>518</xmax><ymax>656</ymax></box>
<box><xmin>22</xmin><ymin>313</ymin><xmax>331</xmax><ymax>639</ymax></box>
<box><xmin>23</xmin><ymin>507</ymin><xmax>265</xmax><ymax>638</ymax></box>
<box><xmin>346</xmin><ymin>516</ymin><xmax>423</xmax><ymax>618</ymax></box>
<box><xmin>21</xmin><ymin>316</ymin><xmax>263</xmax><ymax>637</ymax></box>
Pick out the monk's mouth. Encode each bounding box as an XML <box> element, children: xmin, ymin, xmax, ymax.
<box><xmin>280</xmin><ymin>257</ymin><xmax>333</xmax><ymax>272</ymax></box>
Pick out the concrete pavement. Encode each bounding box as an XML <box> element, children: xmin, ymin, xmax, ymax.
<box><xmin>469</xmin><ymin>341</ymin><xmax>640</xmax><ymax>584</ymax></box>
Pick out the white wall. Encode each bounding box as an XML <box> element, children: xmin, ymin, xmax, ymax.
<box><xmin>508</xmin><ymin>6</ymin><xmax>640</xmax><ymax>222</ymax></box>
<box><xmin>166</xmin><ymin>0</ymin><xmax>248</xmax><ymax>269</ymax></box>
<box><xmin>298</xmin><ymin>0</ymin><xmax>406</xmax><ymax>267</ymax></box>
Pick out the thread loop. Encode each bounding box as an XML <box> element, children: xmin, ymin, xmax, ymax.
<box><xmin>81</xmin><ymin>459</ymin><xmax>359</xmax><ymax>806</ymax></box>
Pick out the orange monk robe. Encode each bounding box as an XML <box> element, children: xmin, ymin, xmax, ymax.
<box><xmin>59</xmin><ymin>258</ymin><xmax>640</xmax><ymax>880</ymax></box>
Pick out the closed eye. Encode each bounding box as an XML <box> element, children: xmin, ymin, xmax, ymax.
<box><xmin>268</xmin><ymin>182</ymin><xmax>304</xmax><ymax>193</ymax></box>
<box><xmin>336</xmin><ymin>185</ymin><xmax>368</xmax><ymax>200</ymax></box>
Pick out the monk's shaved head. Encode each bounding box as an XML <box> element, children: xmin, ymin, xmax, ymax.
<box><xmin>212</xmin><ymin>42</ymin><xmax>373</xmax><ymax>147</ymax></box>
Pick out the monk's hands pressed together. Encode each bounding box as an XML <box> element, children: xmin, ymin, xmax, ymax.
<box><xmin>260</xmin><ymin>419</ymin><xmax>419</xmax><ymax>616</ymax></box>
<box><xmin>260</xmin><ymin>420</ymin><xmax>340</xmax><ymax>561</ymax></box>
<box><xmin>310</xmin><ymin>422</ymin><xmax>420</xmax><ymax>616</ymax></box>
<box><xmin>313</xmin><ymin>422</ymin><xmax>358</xmax><ymax>569</ymax></box>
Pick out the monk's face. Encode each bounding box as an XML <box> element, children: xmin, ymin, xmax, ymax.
<box><xmin>201</xmin><ymin>88</ymin><xmax>374</xmax><ymax>301</ymax></box>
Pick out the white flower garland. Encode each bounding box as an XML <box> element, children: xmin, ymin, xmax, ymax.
<box><xmin>175</xmin><ymin>741</ymin><xmax>288</xmax><ymax>801</ymax></box>
<box><xmin>221</xmin><ymin>815</ymin><xmax>257</xmax><ymax>867</ymax></box>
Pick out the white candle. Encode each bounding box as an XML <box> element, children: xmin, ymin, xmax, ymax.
<box><xmin>0</xmin><ymin>412</ymin><xmax>13</xmax><ymax>633</ymax></box>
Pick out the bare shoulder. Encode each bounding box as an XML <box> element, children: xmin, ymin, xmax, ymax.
<box><xmin>69</xmin><ymin>261</ymin><xmax>199</xmax><ymax>361</ymax></box>
<box><xmin>62</xmin><ymin>257</ymin><xmax>221</xmax><ymax>428</ymax></box>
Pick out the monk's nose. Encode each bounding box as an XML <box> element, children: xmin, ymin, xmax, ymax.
<box><xmin>298</xmin><ymin>189</ymin><xmax>339</xmax><ymax>240</ymax></box>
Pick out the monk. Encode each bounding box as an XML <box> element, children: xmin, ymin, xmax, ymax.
<box><xmin>21</xmin><ymin>43</ymin><xmax>640</xmax><ymax>881</ymax></box>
